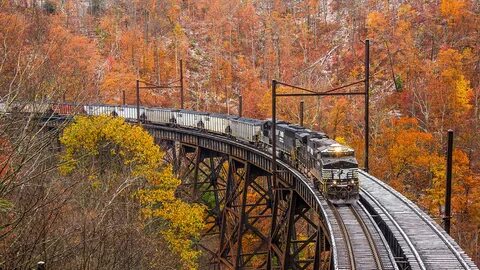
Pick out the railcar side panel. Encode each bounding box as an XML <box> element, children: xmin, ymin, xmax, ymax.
<box><xmin>230</xmin><ymin>118</ymin><xmax>263</xmax><ymax>142</ymax></box>
<box><xmin>115</xmin><ymin>106</ymin><xmax>139</xmax><ymax>120</ymax></box>
<box><xmin>176</xmin><ymin>110</ymin><xmax>208</xmax><ymax>128</ymax></box>
<box><xmin>145</xmin><ymin>108</ymin><xmax>175</xmax><ymax>124</ymax></box>
<box><xmin>204</xmin><ymin>114</ymin><xmax>230</xmax><ymax>134</ymax></box>
<box><xmin>84</xmin><ymin>105</ymin><xmax>117</xmax><ymax>116</ymax></box>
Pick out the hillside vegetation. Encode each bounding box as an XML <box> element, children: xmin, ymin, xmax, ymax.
<box><xmin>1</xmin><ymin>0</ymin><xmax>480</xmax><ymax>267</ymax></box>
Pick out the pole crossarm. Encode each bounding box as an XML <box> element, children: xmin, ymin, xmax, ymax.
<box><xmin>135</xmin><ymin>59</ymin><xmax>186</xmax><ymax>122</ymax></box>
<box><xmin>137</xmin><ymin>80</ymin><xmax>182</xmax><ymax>89</ymax></box>
<box><xmin>138</xmin><ymin>85</ymin><xmax>182</xmax><ymax>89</ymax></box>
<box><xmin>137</xmin><ymin>79</ymin><xmax>161</xmax><ymax>87</ymax></box>
<box><xmin>275</xmin><ymin>78</ymin><xmax>365</xmax><ymax>96</ymax></box>
<box><xmin>270</xmin><ymin>40</ymin><xmax>370</xmax><ymax>201</ymax></box>
<box><xmin>275</xmin><ymin>81</ymin><xmax>319</xmax><ymax>94</ymax></box>
<box><xmin>277</xmin><ymin>92</ymin><xmax>365</xmax><ymax>97</ymax></box>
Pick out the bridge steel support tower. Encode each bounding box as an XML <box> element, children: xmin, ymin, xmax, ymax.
<box><xmin>152</xmin><ymin>128</ymin><xmax>332</xmax><ymax>270</ymax></box>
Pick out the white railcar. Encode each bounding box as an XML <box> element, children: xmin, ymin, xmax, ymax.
<box><xmin>84</xmin><ymin>105</ymin><xmax>117</xmax><ymax>116</ymax></box>
<box><xmin>230</xmin><ymin>117</ymin><xmax>264</xmax><ymax>143</ymax></box>
<box><xmin>175</xmin><ymin>110</ymin><xmax>208</xmax><ymax>128</ymax></box>
<box><xmin>145</xmin><ymin>108</ymin><xmax>178</xmax><ymax>124</ymax></box>
<box><xmin>203</xmin><ymin>113</ymin><xmax>233</xmax><ymax>134</ymax></box>
<box><xmin>114</xmin><ymin>105</ymin><xmax>142</xmax><ymax>120</ymax></box>
<box><xmin>22</xmin><ymin>103</ymin><xmax>51</xmax><ymax>114</ymax></box>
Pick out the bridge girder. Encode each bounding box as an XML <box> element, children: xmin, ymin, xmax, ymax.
<box><xmin>160</xmin><ymin>139</ymin><xmax>331</xmax><ymax>270</ymax></box>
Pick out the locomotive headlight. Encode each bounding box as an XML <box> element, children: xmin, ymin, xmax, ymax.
<box><xmin>332</xmin><ymin>180</ymin><xmax>337</xmax><ymax>185</ymax></box>
<box><xmin>350</xmin><ymin>179</ymin><xmax>355</xmax><ymax>184</ymax></box>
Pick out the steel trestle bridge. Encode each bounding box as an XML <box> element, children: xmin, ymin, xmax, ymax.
<box><xmin>44</xmin><ymin>113</ymin><xmax>477</xmax><ymax>270</ymax></box>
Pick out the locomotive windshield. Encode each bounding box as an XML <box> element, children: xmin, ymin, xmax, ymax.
<box><xmin>320</xmin><ymin>144</ymin><xmax>355</xmax><ymax>158</ymax></box>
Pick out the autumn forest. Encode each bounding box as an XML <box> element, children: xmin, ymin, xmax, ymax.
<box><xmin>1</xmin><ymin>0</ymin><xmax>480</xmax><ymax>268</ymax></box>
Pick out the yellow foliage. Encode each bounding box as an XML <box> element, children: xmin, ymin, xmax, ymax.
<box><xmin>437</xmin><ymin>48</ymin><xmax>472</xmax><ymax>112</ymax></box>
<box><xmin>455</xmin><ymin>75</ymin><xmax>472</xmax><ymax>109</ymax></box>
<box><xmin>424</xmin><ymin>149</ymin><xmax>476</xmax><ymax>218</ymax></box>
<box><xmin>60</xmin><ymin>116</ymin><xmax>205</xmax><ymax>269</ymax></box>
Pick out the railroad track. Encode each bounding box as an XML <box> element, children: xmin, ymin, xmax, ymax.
<box><xmin>359</xmin><ymin>171</ymin><xmax>478</xmax><ymax>270</ymax></box>
<box><xmin>331</xmin><ymin>202</ymin><xmax>390</xmax><ymax>270</ymax></box>
<box><xmin>331</xmin><ymin>204</ymin><xmax>356</xmax><ymax>270</ymax></box>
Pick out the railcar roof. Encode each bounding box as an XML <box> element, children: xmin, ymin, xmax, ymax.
<box><xmin>263</xmin><ymin>119</ymin><xmax>288</xmax><ymax>124</ymax></box>
<box><xmin>276</xmin><ymin>123</ymin><xmax>290</xmax><ymax>128</ymax></box>
<box><xmin>308</xmin><ymin>136</ymin><xmax>330</xmax><ymax>143</ymax></box>
<box><xmin>231</xmin><ymin>117</ymin><xmax>265</xmax><ymax>124</ymax></box>
<box><xmin>117</xmin><ymin>105</ymin><xmax>142</xmax><ymax>108</ymax></box>
<box><xmin>287</xmin><ymin>124</ymin><xmax>306</xmax><ymax>130</ymax></box>
<box><xmin>308</xmin><ymin>131</ymin><xmax>327</xmax><ymax>138</ymax></box>
<box><xmin>262</xmin><ymin>120</ymin><xmax>287</xmax><ymax>128</ymax></box>
<box><xmin>316</xmin><ymin>139</ymin><xmax>339</xmax><ymax>149</ymax></box>
<box><xmin>178</xmin><ymin>109</ymin><xmax>209</xmax><ymax>115</ymax></box>
<box><xmin>147</xmin><ymin>107</ymin><xmax>180</xmax><ymax>111</ymax></box>
<box><xmin>208</xmin><ymin>112</ymin><xmax>232</xmax><ymax>119</ymax></box>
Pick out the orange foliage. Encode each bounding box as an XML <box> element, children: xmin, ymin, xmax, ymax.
<box><xmin>440</xmin><ymin>0</ymin><xmax>468</xmax><ymax>23</ymax></box>
<box><xmin>2</xmin><ymin>0</ymin><xmax>480</xmax><ymax>265</ymax></box>
<box><xmin>371</xmin><ymin>118</ymin><xmax>442</xmax><ymax>198</ymax></box>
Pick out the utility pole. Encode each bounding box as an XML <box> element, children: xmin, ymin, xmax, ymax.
<box><xmin>444</xmin><ymin>129</ymin><xmax>454</xmax><ymax>234</ymax></box>
<box><xmin>239</xmin><ymin>95</ymin><xmax>243</xmax><ymax>117</ymax></box>
<box><xmin>180</xmin><ymin>59</ymin><xmax>184</xmax><ymax>109</ymax></box>
<box><xmin>122</xmin><ymin>90</ymin><xmax>126</xmax><ymax>105</ymax></box>
<box><xmin>135</xmin><ymin>59</ymin><xmax>184</xmax><ymax>120</ymax></box>
<box><xmin>136</xmin><ymin>79</ymin><xmax>140</xmax><ymax>123</ymax></box>
<box><xmin>266</xmin><ymin>40</ymin><xmax>370</xmax><ymax>264</ymax></box>
<box><xmin>270</xmin><ymin>40</ymin><xmax>370</xmax><ymax>172</ymax></box>
<box><xmin>299</xmin><ymin>101</ymin><xmax>304</xmax><ymax>126</ymax></box>
<box><xmin>364</xmin><ymin>39</ymin><xmax>370</xmax><ymax>172</ymax></box>
<box><xmin>268</xmin><ymin>79</ymin><xmax>278</xmax><ymax>270</ymax></box>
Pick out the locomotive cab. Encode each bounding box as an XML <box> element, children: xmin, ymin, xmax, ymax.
<box><xmin>319</xmin><ymin>144</ymin><xmax>359</xmax><ymax>204</ymax></box>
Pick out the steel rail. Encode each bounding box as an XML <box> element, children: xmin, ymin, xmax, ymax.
<box><xmin>359</xmin><ymin>171</ymin><xmax>472</xmax><ymax>269</ymax></box>
<box><xmin>351</xmin><ymin>204</ymin><xmax>383</xmax><ymax>270</ymax></box>
<box><xmin>356</xmin><ymin>201</ymin><xmax>400</xmax><ymax>270</ymax></box>
<box><xmin>330</xmin><ymin>204</ymin><xmax>356</xmax><ymax>270</ymax></box>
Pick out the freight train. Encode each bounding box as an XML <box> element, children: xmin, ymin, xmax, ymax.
<box><xmin>1</xmin><ymin>102</ymin><xmax>359</xmax><ymax>204</ymax></box>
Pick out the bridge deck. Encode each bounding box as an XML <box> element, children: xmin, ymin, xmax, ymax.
<box><xmin>360</xmin><ymin>171</ymin><xmax>478</xmax><ymax>270</ymax></box>
<box><xmin>43</xmin><ymin>116</ymin><xmax>478</xmax><ymax>270</ymax></box>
